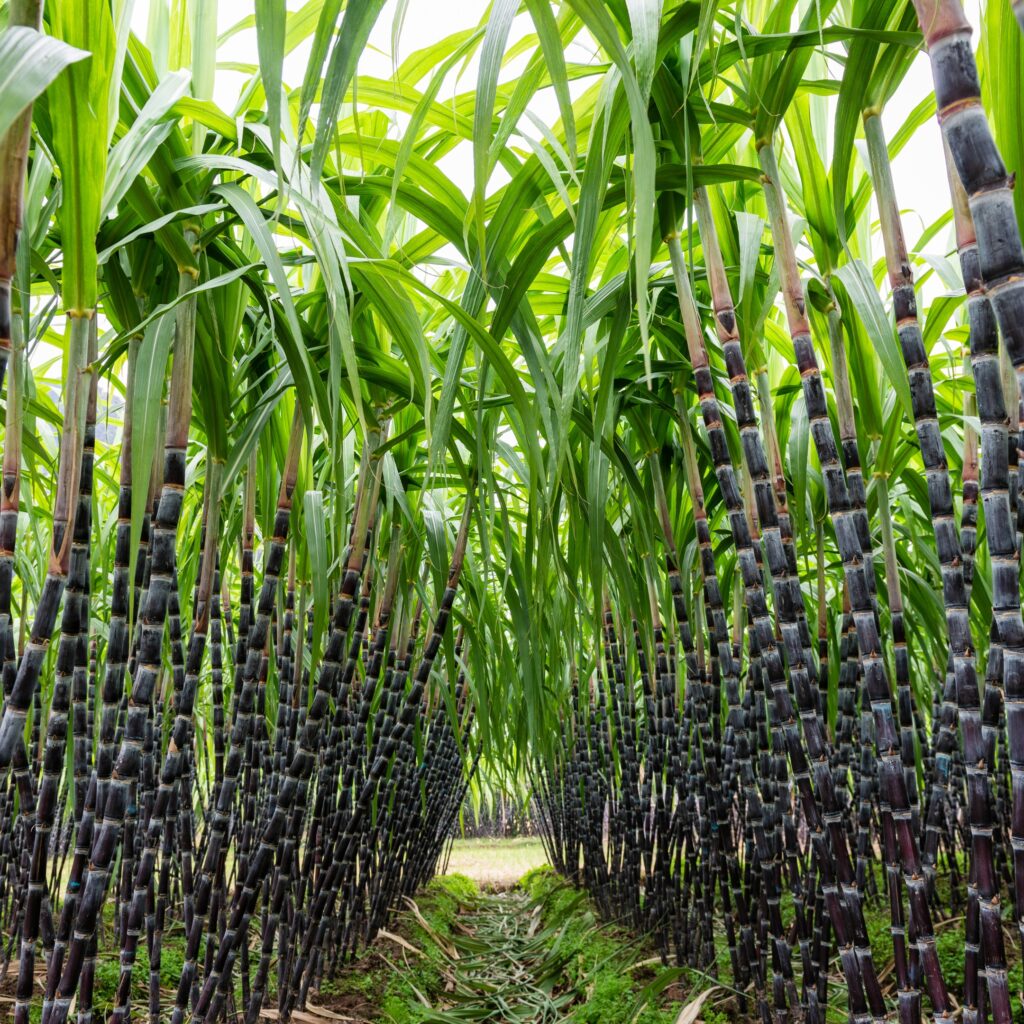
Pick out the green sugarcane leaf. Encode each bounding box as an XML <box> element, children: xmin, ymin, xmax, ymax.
<box><xmin>97</xmin><ymin>202</ymin><xmax>224</xmax><ymax>264</ymax></box>
<box><xmin>172</xmin><ymin>95</ymin><xmax>236</xmax><ymax>139</ymax></box>
<box><xmin>303</xmin><ymin>490</ymin><xmax>328</xmax><ymax>671</ymax></box>
<box><xmin>625</xmin><ymin>0</ymin><xmax>663</xmax><ymax>98</ymax></box>
<box><xmin>129</xmin><ymin>314</ymin><xmax>174</xmax><ymax>618</ymax></box>
<box><xmin>423</xmin><ymin>503</ymin><xmax>448</xmax><ymax>609</ymax></box>
<box><xmin>310</xmin><ymin>0</ymin><xmax>387</xmax><ymax>182</ymax></box>
<box><xmin>835</xmin><ymin>258</ymin><xmax>912</xmax><ymax>422</ymax></box>
<box><xmin>981</xmin><ymin>0</ymin><xmax>1024</xmax><ymax>233</ymax></box>
<box><xmin>831</xmin><ymin>0</ymin><xmax>888</xmax><ymax>242</ymax></box>
<box><xmin>104</xmin><ymin>69</ymin><xmax>192</xmax><ymax>218</ymax></box>
<box><xmin>471</xmin><ymin>0</ymin><xmax>517</xmax><ymax>264</ymax></box>
<box><xmin>48</xmin><ymin>1</ymin><xmax>116</xmax><ymax>312</ymax></box>
<box><xmin>221</xmin><ymin>379</ymin><xmax>292</xmax><ymax>501</ymax></box>
<box><xmin>255</xmin><ymin>0</ymin><xmax>286</xmax><ymax>193</ymax></box>
<box><xmin>524</xmin><ymin>0</ymin><xmax>577</xmax><ymax>162</ymax></box>
<box><xmin>106</xmin><ymin>263</ymin><xmax>259</xmax><ymax>362</ymax></box>
<box><xmin>215</xmin><ymin>183</ymin><xmax>318</xmax><ymax>432</ymax></box>
<box><xmin>297</xmin><ymin>0</ymin><xmax>343</xmax><ymax>141</ymax></box>
<box><xmin>384</xmin><ymin>29</ymin><xmax>481</xmax><ymax>248</ymax></box>
<box><xmin>381</xmin><ymin>452</ymin><xmax>412</xmax><ymax>525</ymax></box>
<box><xmin>567</xmin><ymin>0</ymin><xmax>655</xmax><ymax>391</ymax></box>
<box><xmin>0</xmin><ymin>27</ymin><xmax>88</xmax><ymax>141</ymax></box>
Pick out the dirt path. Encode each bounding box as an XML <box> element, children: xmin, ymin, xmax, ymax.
<box><xmin>314</xmin><ymin>871</ymin><xmax>693</xmax><ymax>1023</ymax></box>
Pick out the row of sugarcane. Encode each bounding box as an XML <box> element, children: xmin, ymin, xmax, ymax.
<box><xmin>0</xmin><ymin>396</ymin><xmax>478</xmax><ymax>1024</ymax></box>
<box><xmin>535</xmin><ymin>2</ymin><xmax>1024</xmax><ymax>1022</ymax></box>
<box><xmin>0</xmin><ymin>10</ymin><xmax>482</xmax><ymax>1023</ymax></box>
<box><xmin>0</xmin><ymin>52</ymin><xmax>479</xmax><ymax>1019</ymax></box>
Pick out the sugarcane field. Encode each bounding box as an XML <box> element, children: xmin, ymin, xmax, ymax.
<box><xmin>11</xmin><ymin>0</ymin><xmax>1024</xmax><ymax>1021</ymax></box>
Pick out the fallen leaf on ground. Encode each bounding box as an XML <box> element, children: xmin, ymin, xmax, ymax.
<box><xmin>377</xmin><ymin>929</ymin><xmax>425</xmax><ymax>958</ymax></box>
<box><xmin>675</xmin><ymin>986</ymin><xmax>720</xmax><ymax>1024</ymax></box>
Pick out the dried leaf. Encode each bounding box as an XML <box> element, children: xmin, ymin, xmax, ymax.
<box><xmin>378</xmin><ymin>929</ymin><xmax>425</xmax><ymax>958</ymax></box>
<box><xmin>675</xmin><ymin>986</ymin><xmax>720</xmax><ymax>1024</ymax></box>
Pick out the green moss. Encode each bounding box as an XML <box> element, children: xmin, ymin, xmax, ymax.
<box><xmin>380</xmin><ymin>993</ymin><xmax>418</xmax><ymax>1024</ymax></box>
<box><xmin>519</xmin><ymin>864</ymin><xmax>558</xmax><ymax>896</ymax></box>
<box><xmin>318</xmin><ymin>963</ymin><xmax>378</xmax><ymax>998</ymax></box>
<box><xmin>426</xmin><ymin>871</ymin><xmax>478</xmax><ymax>905</ymax></box>
<box><xmin>69</xmin><ymin>927</ymin><xmax>193</xmax><ymax>1020</ymax></box>
<box><xmin>936</xmin><ymin>923</ymin><xmax>966</xmax><ymax>984</ymax></box>
<box><xmin>864</xmin><ymin>900</ymin><xmax>895</xmax><ymax>968</ymax></box>
<box><xmin>517</xmin><ymin>867</ymin><xmax>682</xmax><ymax>1021</ymax></box>
<box><xmin>700</xmin><ymin>1008</ymin><xmax>733</xmax><ymax>1024</ymax></box>
<box><xmin>572</xmin><ymin>969</ymin><xmax>633</xmax><ymax>1023</ymax></box>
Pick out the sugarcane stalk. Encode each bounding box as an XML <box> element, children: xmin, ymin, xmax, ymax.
<box><xmin>758</xmin><ymin>137</ymin><xmax>953</xmax><ymax>1021</ymax></box>
<box><xmin>2</xmin><ymin>295</ymin><xmax>91</xmax><ymax>1024</ymax></box>
<box><xmin>284</xmin><ymin>499</ymin><xmax>473</xmax><ymax>1018</ymax></box>
<box><xmin>107</xmin><ymin>458</ymin><xmax>223</xmax><ymax>1023</ymax></box>
<box><xmin>664</xmin><ymin>226</ymin><xmax>767</xmax><ymax>1009</ymax></box>
<box><xmin>0</xmin><ymin>303</ymin><xmax>24</xmax><ymax>700</ymax></box>
<box><xmin>941</xmin><ymin>137</ymin><xmax>1019</xmax><ymax>1020</ymax></box>
<box><xmin>173</xmin><ymin>406</ymin><xmax>304</xmax><ymax>1024</ymax></box>
<box><xmin>693</xmin><ymin>186</ymin><xmax>889</xmax><ymax>1021</ymax></box>
<box><xmin>0</xmin><ymin>0</ymin><xmax>44</xmax><ymax>401</ymax></box>
<box><xmin>45</xmin><ymin>230</ymin><xmax>200</xmax><ymax>1024</ymax></box>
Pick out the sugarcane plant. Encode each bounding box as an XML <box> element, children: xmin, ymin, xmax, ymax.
<box><xmin>6</xmin><ymin>1</ymin><xmax>1024</xmax><ymax>1023</ymax></box>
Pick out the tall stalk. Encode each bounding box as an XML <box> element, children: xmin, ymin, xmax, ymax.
<box><xmin>757</xmin><ymin>138</ymin><xmax>952</xmax><ymax>1020</ymax></box>
<box><xmin>45</xmin><ymin>231</ymin><xmax>200</xmax><ymax>1024</ymax></box>
<box><xmin>865</xmin><ymin>108</ymin><xmax>997</xmax><ymax>1021</ymax></box>
<box><xmin>108</xmin><ymin>459</ymin><xmax>224</xmax><ymax>1023</ymax></box>
<box><xmin>185</xmin><ymin>407</ymin><xmax>304</xmax><ymax>1022</ymax></box>
<box><xmin>0</xmin><ymin>305</ymin><xmax>24</xmax><ymax>697</ymax></box>
<box><xmin>0</xmin><ymin>0</ymin><xmax>44</xmax><ymax>400</ymax></box>
<box><xmin>912</xmin><ymin>0</ymin><xmax>1024</xmax><ymax>966</ymax></box>
<box><xmin>691</xmin><ymin>188</ymin><xmax>886</xmax><ymax>1023</ymax></box>
<box><xmin>874</xmin><ymin>472</ymin><xmax>919</xmax><ymax>1024</ymax></box>
<box><xmin>942</xmin><ymin>140</ymin><xmax>1020</xmax><ymax>1024</ymax></box>
<box><xmin>284</xmin><ymin>499</ymin><xmax>474</xmax><ymax>1018</ymax></box>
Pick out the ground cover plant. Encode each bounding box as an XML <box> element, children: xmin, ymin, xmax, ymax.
<box><xmin>2</xmin><ymin>0</ymin><xmax>1024</xmax><ymax>1022</ymax></box>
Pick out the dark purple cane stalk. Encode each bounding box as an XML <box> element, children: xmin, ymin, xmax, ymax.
<box><xmin>0</xmin><ymin>304</ymin><xmax>23</xmax><ymax>700</ymax></box>
<box><xmin>173</xmin><ymin>407</ymin><xmax>305</xmax><ymax>1024</ymax></box>
<box><xmin>107</xmin><ymin>458</ymin><xmax>224</xmax><ymax>1024</ymax></box>
<box><xmin>865</xmin><ymin>105</ymin><xmax>995</xmax><ymax>1022</ymax></box>
<box><xmin>2</xmin><ymin>304</ymin><xmax>91</xmax><ymax>1024</ymax></box>
<box><xmin>276</xmin><ymin>455</ymin><xmax>390</xmax><ymax>997</ymax></box>
<box><xmin>111</xmin><ymin>448</ymin><xmax>161</xmax><ymax>955</ymax></box>
<box><xmin>281</xmin><ymin>500</ymin><xmax>473</xmax><ymax>1019</ymax></box>
<box><xmin>69</xmin><ymin>413</ymin><xmax>93</xmax><ymax>831</ymax></box>
<box><xmin>44</xmin><ymin>235</ymin><xmax>200</xmax><ymax>1024</ymax></box>
<box><xmin>874</xmin><ymin>472</ymin><xmax>920</xmax><ymax>1024</ymax></box>
<box><xmin>757</xmin><ymin>138</ymin><xmax>952</xmax><ymax>1020</ymax></box>
<box><xmin>256</xmin><ymin>442</ymin><xmax>387</xmax><ymax>1015</ymax></box>
<box><xmin>30</xmin><ymin>320</ymin><xmax>97</xmax><ymax>1024</ymax></box>
<box><xmin>0</xmin><ymin>303</ymin><xmax>91</xmax><ymax>769</ymax></box>
<box><xmin>910</xmin><ymin>3</ymin><xmax>1024</xmax><ymax>984</ymax></box>
<box><xmin>94</xmin><ymin>328</ymin><xmax>139</xmax><ymax>829</ymax></box>
<box><xmin>940</xmin><ymin>141</ymin><xmax>1018</xmax><ymax>1024</ymax></box>
<box><xmin>692</xmin><ymin>187</ymin><xmax>889</xmax><ymax>1021</ymax></box>
<box><xmin>961</xmin><ymin>392</ymin><xmax>979</xmax><ymax>601</ymax></box>
<box><xmin>662</xmin><ymin>218</ymin><xmax>770</xmax><ymax>1007</ymax></box>
<box><xmin>211</xmin><ymin>557</ymin><xmax>225</xmax><ymax>791</ymax></box>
